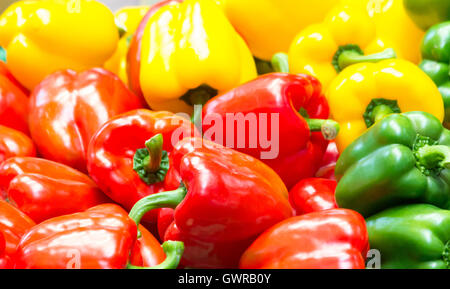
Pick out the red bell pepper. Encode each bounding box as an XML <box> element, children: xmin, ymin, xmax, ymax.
<box><xmin>28</xmin><ymin>68</ymin><xmax>144</xmax><ymax>172</ymax></box>
<box><xmin>0</xmin><ymin>233</ymin><xmax>12</xmax><ymax>269</ymax></box>
<box><xmin>14</xmin><ymin>204</ymin><xmax>184</xmax><ymax>269</ymax></box>
<box><xmin>0</xmin><ymin>125</ymin><xmax>36</xmax><ymax>163</ymax></box>
<box><xmin>289</xmin><ymin>178</ymin><xmax>337</xmax><ymax>216</ymax></box>
<box><xmin>0</xmin><ymin>200</ymin><xmax>35</xmax><ymax>260</ymax></box>
<box><xmin>0</xmin><ymin>62</ymin><xmax>28</xmax><ymax>95</ymax></box>
<box><xmin>157</xmin><ymin>208</ymin><xmax>175</xmax><ymax>242</ymax></box>
<box><xmin>129</xmin><ymin>225</ymin><xmax>166</xmax><ymax>267</ymax></box>
<box><xmin>0</xmin><ymin>62</ymin><xmax>29</xmax><ymax>135</ymax></box>
<box><xmin>239</xmin><ymin>209</ymin><xmax>369</xmax><ymax>269</ymax></box>
<box><xmin>315</xmin><ymin>141</ymin><xmax>339</xmax><ymax>180</ymax></box>
<box><xmin>202</xmin><ymin>73</ymin><xmax>338</xmax><ymax>189</ymax></box>
<box><xmin>86</xmin><ymin>109</ymin><xmax>197</xmax><ymax>223</ymax></box>
<box><xmin>0</xmin><ymin>157</ymin><xmax>111</xmax><ymax>223</ymax></box>
<box><xmin>128</xmin><ymin>137</ymin><xmax>293</xmax><ymax>268</ymax></box>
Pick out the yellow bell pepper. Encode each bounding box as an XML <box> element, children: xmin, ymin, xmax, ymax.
<box><xmin>327</xmin><ymin>59</ymin><xmax>444</xmax><ymax>152</ymax></box>
<box><xmin>128</xmin><ymin>0</ymin><xmax>257</xmax><ymax>114</ymax></box>
<box><xmin>0</xmin><ymin>0</ymin><xmax>119</xmax><ymax>90</ymax></box>
<box><xmin>104</xmin><ymin>6</ymin><xmax>149</xmax><ymax>86</ymax></box>
<box><xmin>220</xmin><ymin>0</ymin><xmax>339</xmax><ymax>61</ymax></box>
<box><xmin>288</xmin><ymin>0</ymin><xmax>424</xmax><ymax>90</ymax></box>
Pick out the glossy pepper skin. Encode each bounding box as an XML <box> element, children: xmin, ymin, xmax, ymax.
<box><xmin>0</xmin><ymin>61</ymin><xmax>27</xmax><ymax>94</ymax></box>
<box><xmin>328</xmin><ymin>59</ymin><xmax>444</xmax><ymax>152</ymax></box>
<box><xmin>128</xmin><ymin>0</ymin><xmax>256</xmax><ymax>114</ymax></box>
<box><xmin>29</xmin><ymin>68</ymin><xmax>143</xmax><ymax>172</ymax></box>
<box><xmin>14</xmin><ymin>203</ymin><xmax>184</xmax><ymax>269</ymax></box>
<box><xmin>219</xmin><ymin>0</ymin><xmax>339</xmax><ymax>61</ymax></box>
<box><xmin>0</xmin><ymin>126</ymin><xmax>36</xmax><ymax>163</ymax></box>
<box><xmin>0</xmin><ymin>157</ymin><xmax>111</xmax><ymax>223</ymax></box>
<box><xmin>335</xmin><ymin>111</ymin><xmax>450</xmax><ymax>218</ymax></box>
<box><xmin>157</xmin><ymin>208</ymin><xmax>175</xmax><ymax>242</ymax></box>
<box><xmin>0</xmin><ymin>0</ymin><xmax>119</xmax><ymax>90</ymax></box>
<box><xmin>0</xmin><ymin>62</ymin><xmax>29</xmax><ymax>135</ymax></box>
<box><xmin>129</xmin><ymin>224</ymin><xmax>166</xmax><ymax>267</ymax></box>
<box><xmin>366</xmin><ymin>204</ymin><xmax>450</xmax><ymax>269</ymax></box>
<box><xmin>104</xmin><ymin>6</ymin><xmax>149</xmax><ymax>86</ymax></box>
<box><xmin>0</xmin><ymin>200</ymin><xmax>35</xmax><ymax>260</ymax></box>
<box><xmin>288</xmin><ymin>0</ymin><xmax>424</xmax><ymax>90</ymax></box>
<box><xmin>0</xmin><ymin>233</ymin><xmax>12</xmax><ymax>269</ymax></box>
<box><xmin>202</xmin><ymin>73</ymin><xmax>337</xmax><ymax>189</ymax></box>
<box><xmin>289</xmin><ymin>178</ymin><xmax>337</xmax><ymax>216</ymax></box>
<box><xmin>129</xmin><ymin>137</ymin><xmax>293</xmax><ymax>268</ymax></box>
<box><xmin>14</xmin><ymin>204</ymin><xmax>137</xmax><ymax>269</ymax></box>
<box><xmin>403</xmin><ymin>0</ymin><xmax>450</xmax><ymax>30</ymax></box>
<box><xmin>87</xmin><ymin>109</ymin><xmax>198</xmax><ymax>223</ymax></box>
<box><xmin>239</xmin><ymin>209</ymin><xmax>369</xmax><ymax>269</ymax></box>
<box><xmin>315</xmin><ymin>141</ymin><xmax>339</xmax><ymax>180</ymax></box>
<box><xmin>419</xmin><ymin>22</ymin><xmax>450</xmax><ymax>127</ymax></box>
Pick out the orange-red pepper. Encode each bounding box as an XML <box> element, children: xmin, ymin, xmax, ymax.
<box><xmin>14</xmin><ymin>204</ymin><xmax>184</xmax><ymax>269</ymax></box>
<box><xmin>129</xmin><ymin>137</ymin><xmax>293</xmax><ymax>268</ymax></box>
<box><xmin>289</xmin><ymin>178</ymin><xmax>337</xmax><ymax>216</ymax></box>
<box><xmin>0</xmin><ymin>126</ymin><xmax>36</xmax><ymax>163</ymax></box>
<box><xmin>240</xmin><ymin>209</ymin><xmax>369</xmax><ymax>269</ymax></box>
<box><xmin>87</xmin><ymin>110</ymin><xmax>198</xmax><ymax>223</ymax></box>
<box><xmin>0</xmin><ymin>200</ymin><xmax>35</xmax><ymax>267</ymax></box>
<box><xmin>0</xmin><ymin>62</ymin><xmax>29</xmax><ymax>135</ymax></box>
<box><xmin>0</xmin><ymin>157</ymin><xmax>111</xmax><ymax>223</ymax></box>
<box><xmin>29</xmin><ymin>68</ymin><xmax>144</xmax><ymax>172</ymax></box>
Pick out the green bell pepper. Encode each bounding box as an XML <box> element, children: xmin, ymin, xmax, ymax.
<box><xmin>335</xmin><ymin>111</ymin><xmax>450</xmax><ymax>217</ymax></box>
<box><xmin>403</xmin><ymin>0</ymin><xmax>450</xmax><ymax>30</ymax></box>
<box><xmin>419</xmin><ymin>21</ymin><xmax>450</xmax><ymax>128</ymax></box>
<box><xmin>366</xmin><ymin>204</ymin><xmax>450</xmax><ymax>269</ymax></box>
<box><xmin>0</xmin><ymin>46</ymin><xmax>5</xmax><ymax>62</ymax></box>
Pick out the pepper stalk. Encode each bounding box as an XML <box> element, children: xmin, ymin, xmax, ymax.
<box><xmin>133</xmin><ymin>134</ymin><xmax>170</xmax><ymax>185</ymax></box>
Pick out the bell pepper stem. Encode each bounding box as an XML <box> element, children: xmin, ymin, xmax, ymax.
<box><xmin>371</xmin><ymin>104</ymin><xmax>394</xmax><ymax>124</ymax></box>
<box><xmin>191</xmin><ymin>105</ymin><xmax>202</xmax><ymax>130</ymax></box>
<box><xmin>144</xmin><ymin>134</ymin><xmax>164</xmax><ymax>173</ymax></box>
<box><xmin>126</xmin><ymin>241</ymin><xmax>184</xmax><ymax>269</ymax></box>
<box><xmin>305</xmin><ymin>118</ymin><xmax>340</xmax><ymax>140</ymax></box>
<box><xmin>271</xmin><ymin>53</ymin><xmax>290</xmax><ymax>73</ymax></box>
<box><xmin>133</xmin><ymin>134</ymin><xmax>170</xmax><ymax>185</ymax></box>
<box><xmin>338</xmin><ymin>48</ymin><xmax>397</xmax><ymax>71</ymax></box>
<box><xmin>363</xmin><ymin>99</ymin><xmax>400</xmax><ymax>128</ymax></box>
<box><xmin>129</xmin><ymin>185</ymin><xmax>187</xmax><ymax>237</ymax></box>
<box><xmin>416</xmin><ymin>145</ymin><xmax>450</xmax><ymax>171</ymax></box>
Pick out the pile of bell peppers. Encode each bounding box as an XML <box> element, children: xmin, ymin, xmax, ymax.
<box><xmin>0</xmin><ymin>0</ymin><xmax>448</xmax><ymax>270</ymax></box>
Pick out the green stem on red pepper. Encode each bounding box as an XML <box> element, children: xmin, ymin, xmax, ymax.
<box><xmin>133</xmin><ymin>133</ymin><xmax>170</xmax><ymax>185</ymax></box>
<box><xmin>305</xmin><ymin>118</ymin><xmax>340</xmax><ymax>140</ymax></box>
<box><xmin>129</xmin><ymin>185</ymin><xmax>187</xmax><ymax>232</ymax></box>
<box><xmin>126</xmin><ymin>241</ymin><xmax>184</xmax><ymax>269</ymax></box>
